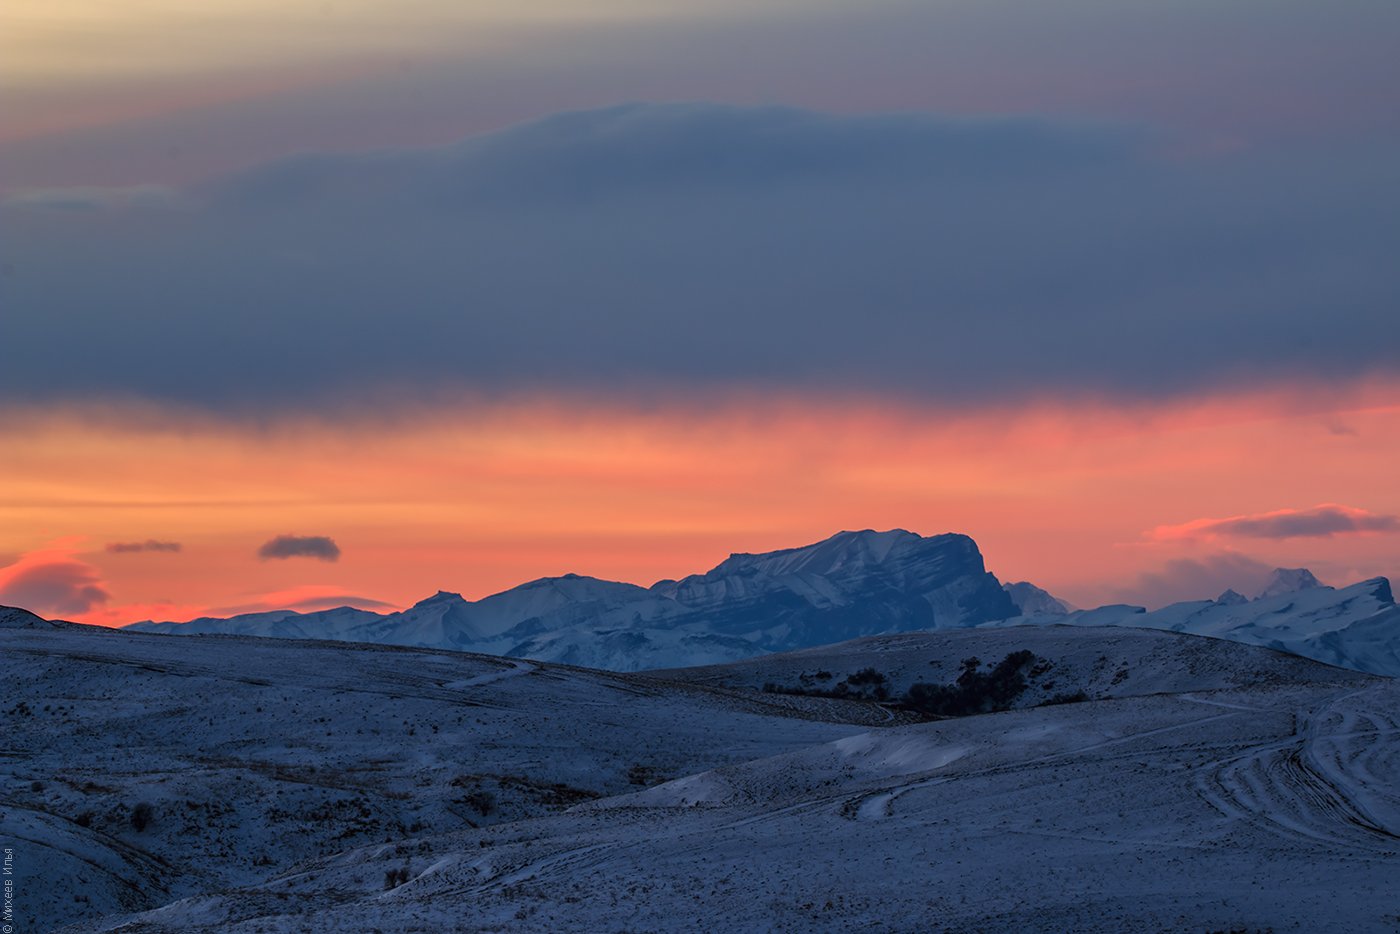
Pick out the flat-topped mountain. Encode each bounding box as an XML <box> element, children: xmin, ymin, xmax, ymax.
<box><xmin>649</xmin><ymin>529</ymin><xmax>1014</xmax><ymax>645</ymax></box>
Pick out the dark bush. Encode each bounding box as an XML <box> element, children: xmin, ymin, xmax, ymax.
<box><xmin>846</xmin><ymin>667</ymin><xmax>890</xmax><ymax>699</ymax></box>
<box><xmin>463</xmin><ymin>790</ymin><xmax>497</xmax><ymax>815</ymax></box>
<box><xmin>899</xmin><ymin>650</ymin><xmax>1037</xmax><ymax>718</ymax></box>
<box><xmin>627</xmin><ymin>764</ymin><xmax>670</xmax><ymax>786</ymax></box>
<box><xmin>764</xmin><ymin>653</ymin><xmax>1044</xmax><ymax>717</ymax></box>
<box><xmin>1041</xmin><ymin>690</ymin><xmax>1090</xmax><ymax>706</ymax></box>
<box><xmin>847</xmin><ymin>667</ymin><xmax>887</xmax><ymax>687</ymax></box>
<box><xmin>763</xmin><ymin>666</ymin><xmax>891</xmax><ymax>702</ymax></box>
<box><xmin>130</xmin><ymin>801</ymin><xmax>155</xmax><ymax>832</ymax></box>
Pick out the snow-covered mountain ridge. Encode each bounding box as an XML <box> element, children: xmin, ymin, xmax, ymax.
<box><xmin>122</xmin><ymin>528</ymin><xmax>1399</xmax><ymax>677</ymax></box>
<box><xmin>128</xmin><ymin>529</ymin><xmax>1017</xmax><ymax>669</ymax></box>
<box><xmin>1010</xmin><ymin>574</ymin><xmax>1400</xmax><ymax>678</ymax></box>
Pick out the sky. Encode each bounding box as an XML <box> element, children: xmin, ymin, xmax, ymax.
<box><xmin>2</xmin><ymin>0</ymin><xmax>1398</xmax><ymax>624</ymax></box>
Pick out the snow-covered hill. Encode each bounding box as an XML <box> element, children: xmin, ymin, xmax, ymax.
<box><xmin>655</xmin><ymin>625</ymin><xmax>1360</xmax><ymax>702</ymax></box>
<box><xmin>1</xmin><ymin>604</ymin><xmax>63</xmax><ymax>629</ymax></box>
<box><xmin>12</xmin><ymin>620</ymin><xmax>1396</xmax><ymax>932</ymax></box>
<box><xmin>2</xmin><ymin>622</ymin><xmax>864</xmax><ymax>931</ymax></box>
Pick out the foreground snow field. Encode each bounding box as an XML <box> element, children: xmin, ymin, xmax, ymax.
<box><xmin>3</xmin><ymin>621</ymin><xmax>1398</xmax><ymax>932</ymax></box>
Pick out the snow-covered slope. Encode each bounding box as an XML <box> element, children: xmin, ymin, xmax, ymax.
<box><xmin>127</xmin><ymin>529</ymin><xmax>1019</xmax><ymax>670</ymax></box>
<box><xmin>2</xmin><ymin>623</ymin><xmax>863</xmax><ymax>932</ymax></box>
<box><xmin>655</xmin><ymin>625</ymin><xmax>1361</xmax><ymax>702</ymax></box>
<box><xmin>1</xmin><ymin>603</ymin><xmax>64</xmax><ymax>629</ymax></box>
<box><xmin>20</xmin><ymin>621</ymin><xmax>1396</xmax><ymax>933</ymax></box>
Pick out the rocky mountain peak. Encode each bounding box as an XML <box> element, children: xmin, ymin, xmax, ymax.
<box><xmin>1256</xmin><ymin>568</ymin><xmax>1325</xmax><ymax>600</ymax></box>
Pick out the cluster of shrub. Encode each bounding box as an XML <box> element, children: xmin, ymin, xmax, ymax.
<box><xmin>902</xmin><ymin>651</ymin><xmax>1035</xmax><ymax>717</ymax></box>
<box><xmin>69</xmin><ymin>800</ymin><xmax>155</xmax><ymax>832</ymax></box>
<box><xmin>763</xmin><ymin>666</ymin><xmax>891</xmax><ymax>701</ymax></box>
<box><xmin>763</xmin><ymin>650</ymin><xmax>1087</xmax><ymax>719</ymax></box>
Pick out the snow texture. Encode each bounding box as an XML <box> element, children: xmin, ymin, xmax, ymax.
<box><xmin>4</xmin><ymin>621</ymin><xmax>1397</xmax><ymax>932</ymax></box>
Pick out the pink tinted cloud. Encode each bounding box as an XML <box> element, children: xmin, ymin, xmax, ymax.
<box><xmin>1151</xmin><ymin>504</ymin><xmax>1400</xmax><ymax>543</ymax></box>
<box><xmin>0</xmin><ymin>542</ymin><xmax>111</xmax><ymax>617</ymax></box>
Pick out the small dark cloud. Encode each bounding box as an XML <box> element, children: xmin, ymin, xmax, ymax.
<box><xmin>256</xmin><ymin>534</ymin><xmax>341</xmax><ymax>562</ymax></box>
<box><xmin>1114</xmin><ymin>552</ymin><xmax>1275</xmax><ymax>610</ymax></box>
<box><xmin>1153</xmin><ymin>504</ymin><xmax>1399</xmax><ymax>541</ymax></box>
<box><xmin>106</xmin><ymin>539</ymin><xmax>183</xmax><ymax>553</ymax></box>
<box><xmin>0</xmin><ymin>559</ymin><xmax>110</xmax><ymax>616</ymax></box>
<box><xmin>1324</xmin><ymin>418</ymin><xmax>1359</xmax><ymax>436</ymax></box>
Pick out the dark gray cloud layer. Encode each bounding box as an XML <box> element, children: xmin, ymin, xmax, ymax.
<box><xmin>106</xmin><ymin>540</ymin><xmax>183</xmax><ymax>553</ymax></box>
<box><xmin>6</xmin><ymin>0</ymin><xmax>1398</xmax><ymax>192</ymax></box>
<box><xmin>256</xmin><ymin>535</ymin><xmax>341</xmax><ymax>562</ymax></box>
<box><xmin>5</xmin><ymin>103</ymin><xmax>1398</xmax><ymax>412</ymax></box>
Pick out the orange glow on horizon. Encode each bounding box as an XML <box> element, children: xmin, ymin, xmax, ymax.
<box><xmin>3</xmin><ymin>383</ymin><xmax>1399</xmax><ymax>625</ymax></box>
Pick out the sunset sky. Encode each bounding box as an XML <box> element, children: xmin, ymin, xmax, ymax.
<box><xmin>3</xmin><ymin>0</ymin><xmax>1398</xmax><ymax>624</ymax></box>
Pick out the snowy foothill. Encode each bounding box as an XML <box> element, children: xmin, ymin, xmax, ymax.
<box><xmin>3</xmin><ymin>618</ymin><xmax>1399</xmax><ymax>932</ymax></box>
<box><xmin>1</xmin><ymin>623</ymin><xmax>860</xmax><ymax>931</ymax></box>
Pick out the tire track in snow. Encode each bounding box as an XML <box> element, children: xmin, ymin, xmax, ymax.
<box><xmin>846</xmin><ymin>707</ymin><xmax>1246</xmax><ymax>821</ymax></box>
<box><xmin>1194</xmin><ymin>688</ymin><xmax>1400</xmax><ymax>852</ymax></box>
